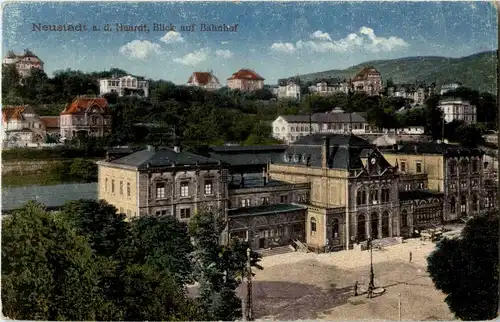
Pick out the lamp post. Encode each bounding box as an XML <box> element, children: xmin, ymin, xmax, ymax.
<box><xmin>245</xmin><ymin>247</ymin><xmax>253</xmax><ymax>321</ymax></box>
<box><xmin>367</xmin><ymin>237</ymin><xmax>375</xmax><ymax>298</ymax></box>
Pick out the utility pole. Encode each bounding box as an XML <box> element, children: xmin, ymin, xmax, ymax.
<box><xmin>398</xmin><ymin>293</ymin><xmax>402</xmax><ymax>321</ymax></box>
<box><xmin>245</xmin><ymin>247</ymin><xmax>253</xmax><ymax>321</ymax></box>
<box><xmin>308</xmin><ymin>94</ymin><xmax>313</xmax><ymax>135</ymax></box>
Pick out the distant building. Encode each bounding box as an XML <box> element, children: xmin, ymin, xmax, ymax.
<box><xmin>2</xmin><ymin>105</ymin><xmax>45</xmax><ymax>147</ymax></box>
<box><xmin>40</xmin><ymin>116</ymin><xmax>61</xmax><ymax>141</ymax></box>
<box><xmin>227</xmin><ymin>69</ymin><xmax>265</xmax><ymax>92</ymax></box>
<box><xmin>272</xmin><ymin>108</ymin><xmax>371</xmax><ymax>143</ymax></box>
<box><xmin>187</xmin><ymin>71</ymin><xmax>222</xmax><ymax>91</ymax></box>
<box><xmin>99</xmin><ymin>75</ymin><xmax>149</xmax><ymax>97</ymax></box>
<box><xmin>308</xmin><ymin>78</ymin><xmax>350</xmax><ymax>96</ymax></box>
<box><xmin>277</xmin><ymin>77</ymin><xmax>301</xmax><ymax>100</ymax></box>
<box><xmin>438</xmin><ymin>98</ymin><xmax>477</xmax><ymax>125</ymax></box>
<box><xmin>387</xmin><ymin>83</ymin><xmax>435</xmax><ymax>106</ymax></box>
<box><xmin>59</xmin><ymin>96</ymin><xmax>112</xmax><ymax>141</ymax></box>
<box><xmin>440</xmin><ymin>83</ymin><xmax>462</xmax><ymax>95</ymax></box>
<box><xmin>351</xmin><ymin>66</ymin><xmax>382</xmax><ymax>96</ymax></box>
<box><xmin>2</xmin><ymin>49</ymin><xmax>44</xmax><ymax>78</ymax></box>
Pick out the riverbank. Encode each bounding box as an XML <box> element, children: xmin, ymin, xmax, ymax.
<box><xmin>2</xmin><ymin>159</ymin><xmax>97</xmax><ymax>187</ymax></box>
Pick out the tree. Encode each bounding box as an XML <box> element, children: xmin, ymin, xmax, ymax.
<box><xmin>128</xmin><ymin>215</ymin><xmax>194</xmax><ymax>286</ymax></box>
<box><xmin>188</xmin><ymin>209</ymin><xmax>263</xmax><ymax>321</ymax></box>
<box><xmin>1</xmin><ymin>202</ymin><xmax>103</xmax><ymax>320</ymax></box>
<box><xmin>60</xmin><ymin>199</ymin><xmax>130</xmax><ymax>258</ymax></box>
<box><xmin>427</xmin><ymin>213</ymin><xmax>499</xmax><ymax>320</ymax></box>
<box><xmin>69</xmin><ymin>158</ymin><xmax>98</xmax><ymax>182</ymax></box>
<box><xmin>423</xmin><ymin>95</ymin><xmax>444</xmax><ymax>139</ymax></box>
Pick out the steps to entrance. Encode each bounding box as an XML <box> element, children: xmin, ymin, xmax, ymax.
<box><xmin>257</xmin><ymin>245</ymin><xmax>295</xmax><ymax>257</ymax></box>
<box><xmin>371</xmin><ymin>237</ymin><xmax>402</xmax><ymax>249</ymax></box>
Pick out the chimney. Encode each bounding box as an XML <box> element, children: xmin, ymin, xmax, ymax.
<box><xmin>262</xmin><ymin>167</ymin><xmax>268</xmax><ymax>186</ymax></box>
<box><xmin>173</xmin><ymin>145</ymin><xmax>181</xmax><ymax>153</ymax></box>
<box><xmin>147</xmin><ymin>145</ymin><xmax>155</xmax><ymax>152</ymax></box>
<box><xmin>322</xmin><ymin>136</ymin><xmax>330</xmax><ymax>168</ymax></box>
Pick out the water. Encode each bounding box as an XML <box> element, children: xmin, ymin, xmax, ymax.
<box><xmin>2</xmin><ymin>183</ymin><xmax>98</xmax><ymax>212</ymax></box>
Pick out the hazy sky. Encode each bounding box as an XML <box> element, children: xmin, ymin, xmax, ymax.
<box><xmin>2</xmin><ymin>1</ymin><xmax>497</xmax><ymax>84</ymax></box>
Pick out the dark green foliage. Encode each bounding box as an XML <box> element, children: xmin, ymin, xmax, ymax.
<box><xmin>427</xmin><ymin>213</ymin><xmax>499</xmax><ymax>320</ymax></box>
<box><xmin>128</xmin><ymin>215</ymin><xmax>194</xmax><ymax>286</ymax></box>
<box><xmin>3</xmin><ymin>199</ymin><xmax>205</xmax><ymax>320</ymax></box>
<box><xmin>1</xmin><ymin>147</ymin><xmax>106</xmax><ymax>161</ymax></box>
<box><xmin>189</xmin><ymin>210</ymin><xmax>263</xmax><ymax>321</ymax></box>
<box><xmin>1</xmin><ymin>202</ymin><xmax>102</xmax><ymax>320</ymax></box>
<box><xmin>69</xmin><ymin>158</ymin><xmax>98</xmax><ymax>182</ymax></box>
<box><xmin>60</xmin><ymin>200</ymin><xmax>130</xmax><ymax>258</ymax></box>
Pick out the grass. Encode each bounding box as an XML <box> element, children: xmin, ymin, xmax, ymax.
<box><xmin>1</xmin><ymin>171</ymin><xmax>89</xmax><ymax>188</ymax></box>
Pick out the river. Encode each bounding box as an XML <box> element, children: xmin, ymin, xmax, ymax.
<box><xmin>2</xmin><ymin>182</ymin><xmax>98</xmax><ymax>212</ymax></box>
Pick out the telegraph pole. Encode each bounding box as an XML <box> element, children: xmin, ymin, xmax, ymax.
<box><xmin>367</xmin><ymin>238</ymin><xmax>375</xmax><ymax>298</ymax></box>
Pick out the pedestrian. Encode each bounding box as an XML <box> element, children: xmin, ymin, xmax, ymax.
<box><xmin>409</xmin><ymin>251</ymin><xmax>412</xmax><ymax>263</ymax></box>
<box><xmin>354</xmin><ymin>281</ymin><xmax>358</xmax><ymax>296</ymax></box>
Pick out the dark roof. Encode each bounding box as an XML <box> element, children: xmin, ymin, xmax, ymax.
<box><xmin>381</xmin><ymin>142</ymin><xmax>484</xmax><ymax>156</ymax></box>
<box><xmin>210</xmin><ymin>145</ymin><xmax>287</xmax><ymax>152</ymax></box>
<box><xmin>293</xmin><ymin>133</ymin><xmax>371</xmax><ymax>147</ymax></box>
<box><xmin>277</xmin><ymin>134</ymin><xmax>373</xmax><ymax>169</ymax></box>
<box><xmin>281</xmin><ymin>112</ymin><xmax>366</xmax><ymax>124</ymax></box>
<box><xmin>313</xmin><ymin>77</ymin><xmax>344</xmax><ymax>86</ymax></box>
<box><xmin>399</xmin><ymin>190</ymin><xmax>444</xmax><ymax>201</ymax></box>
<box><xmin>202</xmin><ymin>145</ymin><xmax>287</xmax><ymax>167</ymax></box>
<box><xmin>278</xmin><ymin>77</ymin><xmax>301</xmax><ymax>86</ymax></box>
<box><xmin>109</xmin><ymin>147</ymin><xmax>222</xmax><ymax>169</ymax></box>
<box><xmin>228</xmin><ymin>203</ymin><xmax>306</xmax><ymax>217</ymax></box>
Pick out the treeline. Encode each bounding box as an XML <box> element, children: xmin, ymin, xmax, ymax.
<box><xmin>2</xmin><ymin>66</ymin><xmax>497</xmax><ymax>148</ymax></box>
<box><xmin>2</xmin><ymin>200</ymin><xmax>261</xmax><ymax>321</ymax></box>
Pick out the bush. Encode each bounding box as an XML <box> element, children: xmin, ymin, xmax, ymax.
<box><xmin>69</xmin><ymin>158</ymin><xmax>98</xmax><ymax>182</ymax></box>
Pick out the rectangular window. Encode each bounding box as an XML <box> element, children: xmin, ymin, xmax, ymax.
<box><xmin>119</xmin><ymin>207</ymin><xmax>124</xmax><ymax>214</ymax></box>
<box><xmin>280</xmin><ymin>195</ymin><xmax>288</xmax><ymax>203</ymax></box>
<box><xmin>400</xmin><ymin>161</ymin><xmax>406</xmax><ymax>172</ymax></box>
<box><xmin>416</xmin><ymin>161</ymin><xmax>422</xmax><ymax>173</ymax></box>
<box><xmin>156</xmin><ymin>183</ymin><xmax>166</xmax><ymax>199</ymax></box>
<box><xmin>311</xmin><ymin>220</ymin><xmax>317</xmax><ymax>233</ymax></box>
<box><xmin>127</xmin><ymin>183</ymin><xmax>131</xmax><ymax>197</ymax></box>
<box><xmin>126</xmin><ymin>210</ymin><xmax>131</xmax><ymax>217</ymax></box>
<box><xmin>155</xmin><ymin>211</ymin><xmax>161</xmax><ymax>216</ymax></box>
<box><xmin>261</xmin><ymin>197</ymin><xmax>269</xmax><ymax>205</ymax></box>
<box><xmin>111</xmin><ymin>179</ymin><xmax>115</xmax><ymax>193</ymax></box>
<box><xmin>161</xmin><ymin>210</ymin><xmax>167</xmax><ymax>216</ymax></box>
<box><xmin>119</xmin><ymin>181</ymin><xmax>123</xmax><ymax>196</ymax></box>
<box><xmin>180</xmin><ymin>182</ymin><xmax>189</xmax><ymax>197</ymax></box>
<box><xmin>204</xmin><ymin>180</ymin><xmax>213</xmax><ymax>195</ymax></box>
<box><xmin>180</xmin><ymin>208</ymin><xmax>191</xmax><ymax>219</ymax></box>
<box><xmin>105</xmin><ymin>178</ymin><xmax>108</xmax><ymax>192</ymax></box>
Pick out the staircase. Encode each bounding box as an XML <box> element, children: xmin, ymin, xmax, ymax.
<box><xmin>371</xmin><ymin>237</ymin><xmax>402</xmax><ymax>249</ymax></box>
<box><xmin>257</xmin><ymin>245</ymin><xmax>295</xmax><ymax>257</ymax></box>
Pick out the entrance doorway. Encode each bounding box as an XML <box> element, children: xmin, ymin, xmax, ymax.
<box><xmin>357</xmin><ymin>214</ymin><xmax>366</xmax><ymax>241</ymax></box>
<box><xmin>382</xmin><ymin>211</ymin><xmax>390</xmax><ymax>237</ymax></box>
<box><xmin>371</xmin><ymin>213</ymin><xmax>379</xmax><ymax>239</ymax></box>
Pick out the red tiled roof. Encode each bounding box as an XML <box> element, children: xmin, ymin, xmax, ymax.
<box><xmin>188</xmin><ymin>72</ymin><xmax>219</xmax><ymax>85</ymax></box>
<box><xmin>40</xmin><ymin>116</ymin><xmax>60</xmax><ymax>129</ymax></box>
<box><xmin>227</xmin><ymin>69</ymin><xmax>264</xmax><ymax>81</ymax></box>
<box><xmin>352</xmin><ymin>66</ymin><xmax>380</xmax><ymax>81</ymax></box>
<box><xmin>2</xmin><ymin>106</ymin><xmax>27</xmax><ymax>123</ymax></box>
<box><xmin>60</xmin><ymin>96</ymin><xmax>110</xmax><ymax>115</ymax></box>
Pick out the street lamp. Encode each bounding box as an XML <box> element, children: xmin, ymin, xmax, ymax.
<box><xmin>367</xmin><ymin>237</ymin><xmax>375</xmax><ymax>298</ymax></box>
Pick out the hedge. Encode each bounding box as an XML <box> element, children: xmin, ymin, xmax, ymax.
<box><xmin>2</xmin><ymin>147</ymin><xmax>106</xmax><ymax>161</ymax></box>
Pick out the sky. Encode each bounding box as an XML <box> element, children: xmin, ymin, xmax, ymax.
<box><xmin>2</xmin><ymin>1</ymin><xmax>498</xmax><ymax>84</ymax></box>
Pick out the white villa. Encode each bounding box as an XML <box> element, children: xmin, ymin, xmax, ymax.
<box><xmin>438</xmin><ymin>98</ymin><xmax>477</xmax><ymax>125</ymax></box>
<box><xmin>99</xmin><ymin>75</ymin><xmax>149</xmax><ymax>97</ymax></box>
<box><xmin>277</xmin><ymin>77</ymin><xmax>301</xmax><ymax>100</ymax></box>
<box><xmin>272</xmin><ymin>108</ymin><xmax>371</xmax><ymax>143</ymax></box>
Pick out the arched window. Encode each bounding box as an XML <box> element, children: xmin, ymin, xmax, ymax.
<box><xmin>401</xmin><ymin>210</ymin><xmax>408</xmax><ymax>227</ymax></box>
<box><xmin>460</xmin><ymin>160</ymin><xmax>469</xmax><ymax>174</ymax></box>
<box><xmin>283</xmin><ymin>154</ymin><xmax>289</xmax><ymax>162</ymax></box>
<box><xmin>460</xmin><ymin>195</ymin><xmax>467</xmax><ymax>214</ymax></box>
<box><xmin>472</xmin><ymin>195</ymin><xmax>478</xmax><ymax>211</ymax></box>
<box><xmin>450</xmin><ymin>197</ymin><xmax>456</xmax><ymax>214</ymax></box>
<box><xmin>370</xmin><ymin>189</ymin><xmax>379</xmax><ymax>204</ymax></box>
<box><xmin>305</xmin><ymin>126</ymin><xmax>309</xmax><ymax>132</ymax></box>
<box><xmin>356</xmin><ymin>190</ymin><xmax>362</xmax><ymax>205</ymax></box>
<box><xmin>310</xmin><ymin>217</ymin><xmax>317</xmax><ymax>233</ymax></box>
<box><xmin>332</xmin><ymin>218</ymin><xmax>340</xmax><ymax>238</ymax></box>
<box><xmin>291</xmin><ymin>127</ymin><xmax>295</xmax><ymax>132</ymax></box>
<box><xmin>293</xmin><ymin>154</ymin><xmax>299</xmax><ymax>162</ymax></box>
<box><xmin>300</xmin><ymin>126</ymin><xmax>304</xmax><ymax>131</ymax></box>
<box><xmin>362</xmin><ymin>190</ymin><xmax>367</xmax><ymax>204</ymax></box>
<box><xmin>281</xmin><ymin>127</ymin><xmax>285</xmax><ymax>132</ymax></box>
<box><xmin>472</xmin><ymin>159</ymin><xmax>478</xmax><ymax>173</ymax></box>
<box><xmin>381</xmin><ymin>188</ymin><xmax>390</xmax><ymax>203</ymax></box>
<box><xmin>448</xmin><ymin>161</ymin><xmax>456</xmax><ymax>176</ymax></box>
